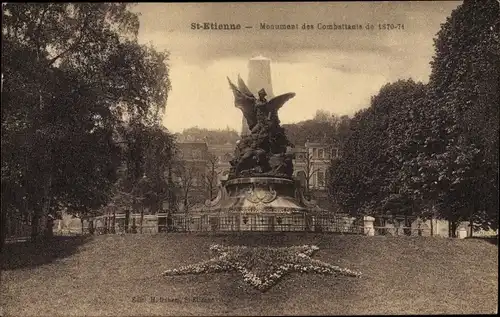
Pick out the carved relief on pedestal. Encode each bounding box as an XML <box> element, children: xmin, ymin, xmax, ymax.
<box><xmin>245</xmin><ymin>184</ymin><xmax>277</xmax><ymax>204</ymax></box>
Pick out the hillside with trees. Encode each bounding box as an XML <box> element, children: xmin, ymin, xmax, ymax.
<box><xmin>175</xmin><ymin>112</ymin><xmax>350</xmax><ymax>148</ymax></box>
<box><xmin>282</xmin><ymin>110</ymin><xmax>351</xmax><ymax>146</ymax></box>
<box><xmin>175</xmin><ymin>127</ymin><xmax>240</xmax><ymax>144</ymax></box>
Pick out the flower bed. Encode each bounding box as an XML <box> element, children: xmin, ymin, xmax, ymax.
<box><xmin>162</xmin><ymin>244</ymin><xmax>362</xmax><ymax>292</ymax></box>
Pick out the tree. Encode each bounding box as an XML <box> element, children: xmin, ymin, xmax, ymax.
<box><xmin>336</xmin><ymin>115</ymin><xmax>352</xmax><ymax>151</ymax></box>
<box><xmin>1</xmin><ymin>3</ymin><xmax>171</xmax><ymax>242</ymax></box>
<box><xmin>203</xmin><ymin>153</ymin><xmax>221</xmax><ymax>201</ymax></box>
<box><xmin>109</xmin><ymin>123</ymin><xmax>175</xmax><ymax>232</ymax></box>
<box><xmin>313</xmin><ymin>109</ymin><xmax>331</xmax><ymax>123</ymax></box>
<box><xmin>142</xmin><ymin>126</ymin><xmax>176</xmax><ymax>213</ymax></box>
<box><xmin>328</xmin><ymin>107</ymin><xmax>385</xmax><ymax>217</ymax></box>
<box><xmin>172</xmin><ymin>160</ymin><xmax>204</xmax><ymax>213</ymax></box>
<box><xmin>425</xmin><ymin>0</ymin><xmax>500</xmax><ymax>235</ymax></box>
<box><xmin>328</xmin><ymin>80</ymin><xmax>428</xmax><ymax>221</ymax></box>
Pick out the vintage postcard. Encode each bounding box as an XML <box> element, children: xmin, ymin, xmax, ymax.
<box><xmin>2</xmin><ymin>1</ymin><xmax>498</xmax><ymax>316</ymax></box>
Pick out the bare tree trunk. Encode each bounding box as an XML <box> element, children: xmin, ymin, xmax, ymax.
<box><xmin>140</xmin><ymin>208</ymin><xmax>144</xmax><ymax>234</ymax></box>
<box><xmin>104</xmin><ymin>214</ymin><xmax>108</xmax><ymax>234</ymax></box>
<box><xmin>89</xmin><ymin>218</ymin><xmax>95</xmax><ymax>235</ymax></box>
<box><xmin>450</xmin><ymin>220</ymin><xmax>457</xmax><ymax>238</ymax></box>
<box><xmin>430</xmin><ymin>217</ymin><xmax>434</xmax><ymax>237</ymax></box>
<box><xmin>1</xmin><ymin>206</ymin><xmax>7</xmax><ymax>251</ymax></box>
<box><xmin>31</xmin><ymin>210</ymin><xmax>40</xmax><ymax>242</ymax></box>
<box><xmin>184</xmin><ymin>193</ymin><xmax>189</xmax><ymax>214</ymax></box>
<box><xmin>404</xmin><ymin>215</ymin><xmax>411</xmax><ymax>236</ymax></box>
<box><xmin>131</xmin><ymin>217</ymin><xmax>137</xmax><ymax>234</ymax></box>
<box><xmin>112</xmin><ymin>210</ymin><xmax>116</xmax><ymax>234</ymax></box>
<box><xmin>30</xmin><ymin>178</ymin><xmax>52</xmax><ymax>242</ymax></box>
<box><xmin>469</xmin><ymin>213</ymin><xmax>473</xmax><ymax>238</ymax></box>
<box><xmin>125</xmin><ymin>210</ymin><xmax>130</xmax><ymax>233</ymax></box>
<box><xmin>31</xmin><ymin>39</ymin><xmax>47</xmax><ymax>243</ymax></box>
<box><xmin>45</xmin><ymin>216</ymin><xmax>54</xmax><ymax>239</ymax></box>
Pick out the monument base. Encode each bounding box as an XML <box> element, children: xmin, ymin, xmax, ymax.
<box><xmin>189</xmin><ymin>177</ymin><xmax>324</xmax><ymax>232</ymax></box>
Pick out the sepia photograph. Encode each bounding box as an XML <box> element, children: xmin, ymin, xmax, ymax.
<box><xmin>1</xmin><ymin>1</ymin><xmax>498</xmax><ymax>316</ymax></box>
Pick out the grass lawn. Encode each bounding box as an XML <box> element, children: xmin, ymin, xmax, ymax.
<box><xmin>1</xmin><ymin>233</ymin><xmax>498</xmax><ymax>316</ymax></box>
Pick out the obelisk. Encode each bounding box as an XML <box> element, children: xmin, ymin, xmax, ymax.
<box><xmin>241</xmin><ymin>55</ymin><xmax>275</xmax><ymax>136</ymax></box>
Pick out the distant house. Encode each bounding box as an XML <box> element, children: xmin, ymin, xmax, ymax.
<box><xmin>292</xmin><ymin>142</ymin><xmax>340</xmax><ymax>210</ymax></box>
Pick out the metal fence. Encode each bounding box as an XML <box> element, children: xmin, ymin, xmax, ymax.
<box><xmin>79</xmin><ymin>212</ymin><xmax>364</xmax><ymax>235</ymax></box>
<box><xmin>82</xmin><ymin>223</ymin><xmax>430</xmax><ymax>236</ymax></box>
<box><xmin>10</xmin><ymin>213</ymin><xmax>486</xmax><ymax>241</ymax></box>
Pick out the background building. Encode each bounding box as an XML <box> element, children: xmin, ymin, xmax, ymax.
<box><xmin>207</xmin><ymin>143</ymin><xmax>234</xmax><ymax>183</ymax></box>
<box><xmin>293</xmin><ymin>142</ymin><xmax>339</xmax><ymax>210</ymax></box>
<box><xmin>174</xmin><ymin>142</ymin><xmax>211</xmax><ymax>210</ymax></box>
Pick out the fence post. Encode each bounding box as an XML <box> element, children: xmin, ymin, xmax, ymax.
<box><xmin>458</xmin><ymin>227</ymin><xmax>467</xmax><ymax>239</ymax></box>
<box><xmin>363</xmin><ymin>216</ymin><xmax>375</xmax><ymax>236</ymax></box>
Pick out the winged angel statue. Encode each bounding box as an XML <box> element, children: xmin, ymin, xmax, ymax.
<box><xmin>227</xmin><ymin>76</ymin><xmax>296</xmax><ymax>179</ymax></box>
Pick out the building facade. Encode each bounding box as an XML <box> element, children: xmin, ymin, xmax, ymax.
<box><xmin>293</xmin><ymin>142</ymin><xmax>339</xmax><ymax>190</ymax></box>
<box><xmin>174</xmin><ymin>142</ymin><xmax>211</xmax><ymax>209</ymax></box>
<box><xmin>207</xmin><ymin>143</ymin><xmax>234</xmax><ymax>183</ymax></box>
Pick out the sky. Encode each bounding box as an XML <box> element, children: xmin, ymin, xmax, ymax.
<box><xmin>132</xmin><ymin>1</ymin><xmax>462</xmax><ymax>133</ymax></box>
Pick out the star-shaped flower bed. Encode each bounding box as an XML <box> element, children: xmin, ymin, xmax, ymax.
<box><xmin>162</xmin><ymin>244</ymin><xmax>362</xmax><ymax>292</ymax></box>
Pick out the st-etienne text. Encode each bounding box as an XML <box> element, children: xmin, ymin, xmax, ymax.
<box><xmin>190</xmin><ymin>22</ymin><xmax>405</xmax><ymax>31</ymax></box>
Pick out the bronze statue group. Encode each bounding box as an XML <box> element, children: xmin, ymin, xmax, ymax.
<box><xmin>227</xmin><ymin>76</ymin><xmax>296</xmax><ymax>179</ymax></box>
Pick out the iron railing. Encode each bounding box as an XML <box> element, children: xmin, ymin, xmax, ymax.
<box><xmin>10</xmin><ymin>213</ymin><xmax>486</xmax><ymax>240</ymax></box>
<box><xmin>79</xmin><ymin>212</ymin><xmax>363</xmax><ymax>234</ymax></box>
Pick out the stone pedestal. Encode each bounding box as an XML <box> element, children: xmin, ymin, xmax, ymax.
<box><xmin>191</xmin><ymin>177</ymin><xmax>323</xmax><ymax>231</ymax></box>
<box><xmin>199</xmin><ymin>177</ymin><xmax>312</xmax><ymax>214</ymax></box>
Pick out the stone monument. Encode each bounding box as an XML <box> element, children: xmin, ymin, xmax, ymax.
<box><xmin>189</xmin><ymin>57</ymin><xmax>323</xmax><ymax>229</ymax></box>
